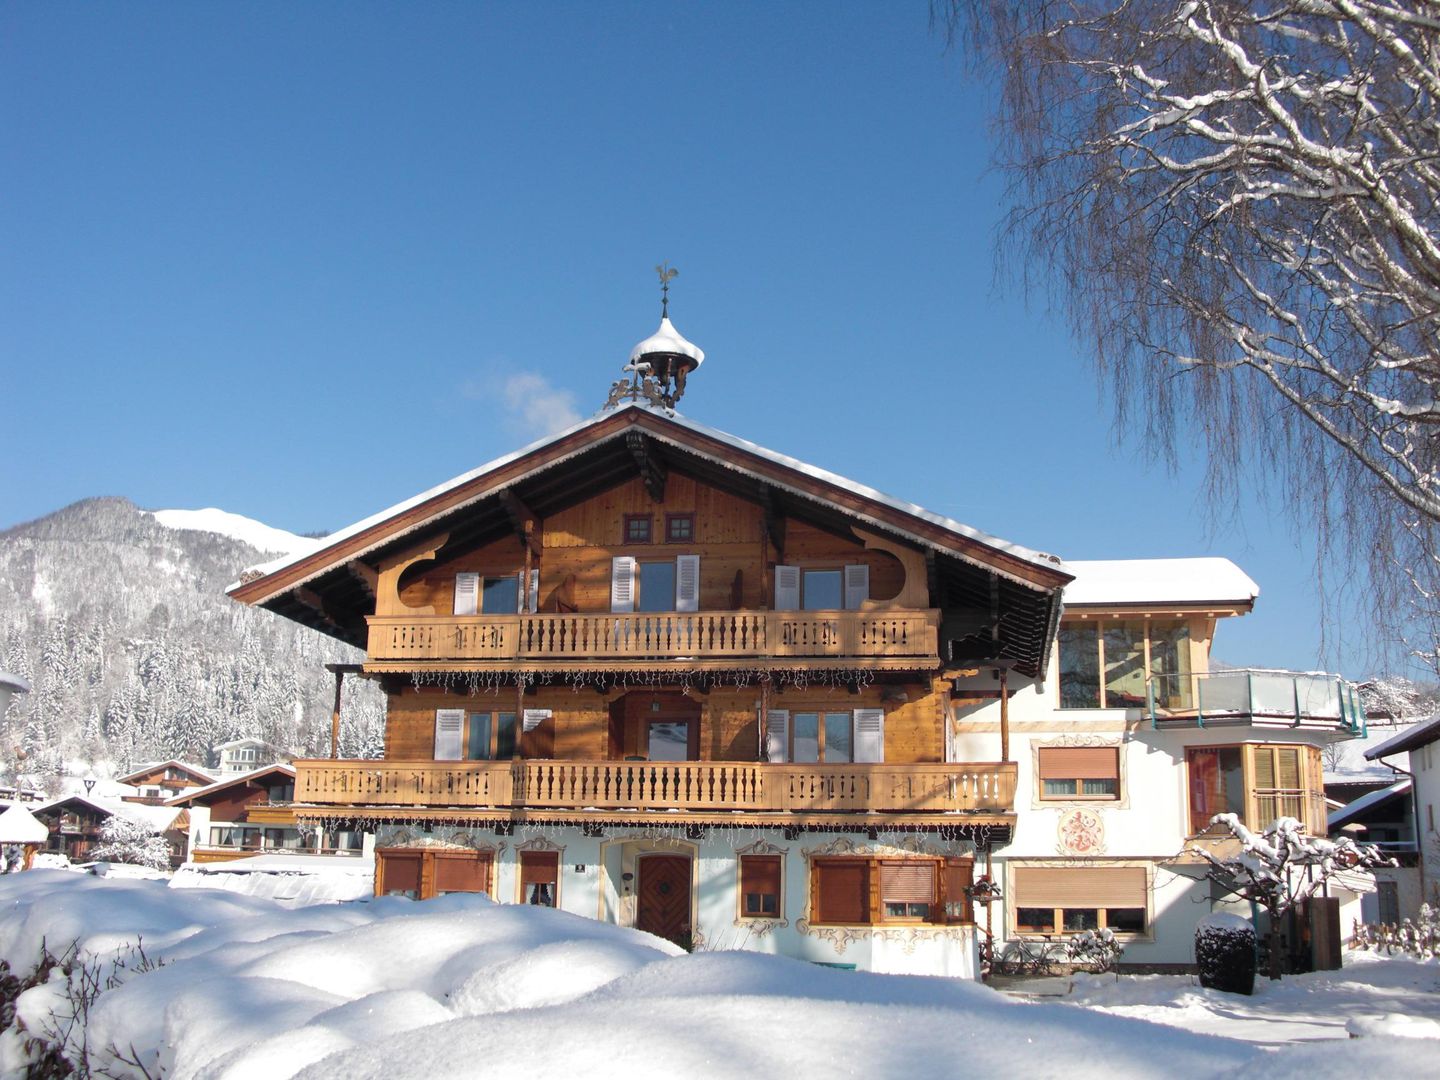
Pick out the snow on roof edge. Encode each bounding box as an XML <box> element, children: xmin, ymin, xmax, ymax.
<box><xmin>1062</xmin><ymin>558</ymin><xmax>1259</xmax><ymax>608</ymax></box>
<box><xmin>1366</xmin><ymin>711</ymin><xmax>1440</xmax><ymax>759</ymax></box>
<box><xmin>230</xmin><ymin>402</ymin><xmax>1069</xmax><ymax>599</ymax></box>
<box><xmin>168</xmin><ymin>763</ymin><xmax>297</xmax><ymax>806</ymax></box>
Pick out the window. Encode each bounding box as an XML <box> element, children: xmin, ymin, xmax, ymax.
<box><xmin>666</xmin><ymin>513</ymin><xmax>694</xmax><ymax>543</ymax></box>
<box><xmin>767</xmin><ymin>709</ymin><xmax>883</xmax><ymax>763</ymax></box>
<box><xmin>789</xmin><ymin>712</ymin><xmax>853</xmax><ymax>763</ymax></box>
<box><xmin>377</xmin><ymin>849</ymin><xmax>494</xmax><ymax>900</ymax></box>
<box><xmin>1012</xmin><ymin>865</ymin><xmax>1148</xmax><ymax>936</ymax></box>
<box><xmin>611</xmin><ymin>555</ymin><xmax>699</xmax><ymax>614</ymax></box>
<box><xmin>437</xmin><ymin>709</ymin><xmax>516</xmax><ymax>760</ymax></box>
<box><xmin>802</xmin><ymin>569</ymin><xmax>843</xmax><ymax>611</ymax></box>
<box><xmin>773</xmin><ymin>564</ymin><xmax>870</xmax><ymax>610</ymax></box>
<box><xmin>1186</xmin><ymin>744</ymin><xmax>1323</xmax><ymax>834</ymax></box>
<box><xmin>636</xmin><ymin>561</ymin><xmax>677</xmax><ymax>613</ymax></box>
<box><xmin>624</xmin><ymin>514</ymin><xmax>652</xmax><ymax>544</ymax></box>
<box><xmin>739</xmin><ymin>854</ymin><xmax>782</xmax><ymax>917</ymax></box>
<box><xmin>519</xmin><ymin>850</ymin><xmax>559</xmax><ymax>907</ymax></box>
<box><xmin>454</xmin><ymin>573</ymin><xmax>522</xmax><ymax>615</ymax></box>
<box><xmin>1058</xmin><ymin>619</ymin><xmax>1192</xmax><ymax>710</ymax></box>
<box><xmin>264</xmin><ymin>778</ymin><xmax>295</xmax><ymax>802</ymax></box>
<box><xmin>1037</xmin><ymin>746</ymin><xmax>1120</xmax><ymax>800</ymax></box>
<box><xmin>810</xmin><ymin>856</ymin><xmax>973</xmax><ymax>925</ymax></box>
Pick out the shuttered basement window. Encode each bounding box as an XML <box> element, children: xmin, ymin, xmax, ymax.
<box><xmin>433</xmin><ymin>852</ymin><xmax>492</xmax><ymax>896</ymax></box>
<box><xmin>814</xmin><ymin>860</ymin><xmax>870</xmax><ymax>925</ymax></box>
<box><xmin>1037</xmin><ymin>746</ymin><xmax>1120</xmax><ymax>799</ymax></box>
<box><xmin>880</xmin><ymin>860</ymin><xmax>935</xmax><ymax>919</ymax></box>
<box><xmin>740</xmin><ymin>855</ymin><xmax>782</xmax><ymax>917</ymax></box>
<box><xmin>379</xmin><ymin>852</ymin><xmax>423</xmax><ymax>899</ymax></box>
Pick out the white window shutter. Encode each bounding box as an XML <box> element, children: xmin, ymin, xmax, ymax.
<box><xmin>434</xmin><ymin>709</ymin><xmax>465</xmax><ymax>761</ymax></box>
<box><xmin>766</xmin><ymin>710</ymin><xmax>790</xmax><ymax>763</ymax></box>
<box><xmin>844</xmin><ymin>564</ymin><xmax>870</xmax><ymax>610</ymax></box>
<box><xmin>528</xmin><ymin>569</ymin><xmax>539</xmax><ymax>614</ymax></box>
<box><xmin>675</xmin><ymin>554</ymin><xmax>700</xmax><ymax>612</ymax></box>
<box><xmin>774</xmin><ymin>565</ymin><xmax>799</xmax><ymax>610</ymax></box>
<box><xmin>854</xmin><ymin>708</ymin><xmax>885</xmax><ymax>763</ymax></box>
<box><xmin>454</xmin><ymin>573</ymin><xmax>479</xmax><ymax>616</ymax></box>
<box><xmin>610</xmin><ymin>556</ymin><xmax>636</xmax><ymax>613</ymax></box>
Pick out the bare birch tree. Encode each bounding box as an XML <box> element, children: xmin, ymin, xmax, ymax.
<box><xmin>943</xmin><ymin>1</ymin><xmax>1440</xmax><ymax>669</ymax></box>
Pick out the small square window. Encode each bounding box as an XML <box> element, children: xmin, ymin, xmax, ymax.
<box><xmin>624</xmin><ymin>515</ymin><xmax>652</xmax><ymax>544</ymax></box>
<box><xmin>666</xmin><ymin>513</ymin><xmax>694</xmax><ymax>543</ymax></box>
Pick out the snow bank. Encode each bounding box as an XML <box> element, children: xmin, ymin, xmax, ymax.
<box><xmin>148</xmin><ymin>509</ymin><xmax>320</xmax><ymax>558</ymax></box>
<box><xmin>170</xmin><ymin>855</ymin><xmax>374</xmax><ymax>905</ymax></box>
<box><xmin>0</xmin><ymin>875</ymin><xmax>1434</xmax><ymax>1080</ymax></box>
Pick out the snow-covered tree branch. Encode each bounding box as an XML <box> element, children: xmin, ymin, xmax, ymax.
<box><xmin>946</xmin><ymin>1</ymin><xmax>1440</xmax><ymax>667</ymax></box>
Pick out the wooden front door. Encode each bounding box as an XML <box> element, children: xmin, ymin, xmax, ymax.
<box><xmin>636</xmin><ymin>854</ymin><xmax>692</xmax><ymax>947</ymax></box>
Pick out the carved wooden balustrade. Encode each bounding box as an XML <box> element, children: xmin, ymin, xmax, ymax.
<box><xmin>366</xmin><ymin>609</ymin><xmax>940</xmax><ymax>664</ymax></box>
<box><xmin>294</xmin><ymin>759</ymin><xmax>1017</xmax><ymax>815</ymax></box>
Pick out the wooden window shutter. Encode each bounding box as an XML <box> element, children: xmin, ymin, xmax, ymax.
<box><xmin>1252</xmin><ymin>746</ymin><xmax>1276</xmax><ymax>789</ymax></box>
<box><xmin>880</xmin><ymin>860</ymin><xmax>936</xmax><ymax>903</ymax></box>
<box><xmin>1012</xmin><ymin>866</ymin><xmax>1146</xmax><ymax>908</ymax></box>
<box><xmin>853</xmin><ymin>708</ymin><xmax>885</xmax><ymax>763</ymax></box>
<box><xmin>765</xmin><ymin>710</ymin><xmax>789</xmax><ymax>763</ymax></box>
<box><xmin>843</xmin><ymin>563</ymin><xmax>869</xmax><ymax>610</ymax></box>
<box><xmin>1276</xmin><ymin>747</ymin><xmax>1301</xmax><ymax>789</ymax></box>
<box><xmin>527</xmin><ymin>569</ymin><xmax>539</xmax><ymax>615</ymax></box>
<box><xmin>675</xmin><ymin>554</ymin><xmax>700</xmax><ymax>613</ymax></box>
<box><xmin>943</xmin><ymin>858</ymin><xmax>974</xmax><ymax>924</ymax></box>
<box><xmin>433</xmin><ymin>852</ymin><xmax>492</xmax><ymax>895</ymax></box>
<box><xmin>434</xmin><ymin>709</ymin><xmax>464</xmax><ymax>761</ymax></box>
<box><xmin>1038</xmin><ymin>747</ymin><xmax>1119</xmax><ymax>779</ymax></box>
<box><xmin>520</xmin><ymin>850</ymin><xmax>559</xmax><ymax>886</ymax></box>
<box><xmin>454</xmin><ymin>573</ymin><xmax>479</xmax><ymax>616</ymax></box>
<box><xmin>610</xmin><ymin>556</ymin><xmax>636</xmax><ymax>613</ymax></box>
<box><xmin>814</xmin><ymin>860</ymin><xmax>870</xmax><ymax>924</ymax></box>
<box><xmin>774</xmin><ymin>565</ymin><xmax>800</xmax><ymax>610</ymax></box>
<box><xmin>378</xmin><ymin>851</ymin><xmax>423</xmax><ymax>897</ymax></box>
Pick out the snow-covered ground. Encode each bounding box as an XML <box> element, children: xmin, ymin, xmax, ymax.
<box><xmin>0</xmin><ymin>872</ymin><xmax>1434</xmax><ymax>1080</ymax></box>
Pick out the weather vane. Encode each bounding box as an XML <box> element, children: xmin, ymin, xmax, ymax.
<box><xmin>656</xmin><ymin>262</ymin><xmax>678</xmax><ymax>318</ymax></box>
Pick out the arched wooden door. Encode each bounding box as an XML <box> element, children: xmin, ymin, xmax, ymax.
<box><xmin>636</xmin><ymin>854</ymin><xmax>693</xmax><ymax>948</ymax></box>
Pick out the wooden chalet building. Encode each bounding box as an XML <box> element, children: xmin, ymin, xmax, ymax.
<box><xmin>228</xmin><ymin>306</ymin><xmax>1366</xmax><ymax>976</ymax></box>
<box><xmin>115</xmin><ymin>760</ymin><xmax>215</xmax><ymax>804</ymax></box>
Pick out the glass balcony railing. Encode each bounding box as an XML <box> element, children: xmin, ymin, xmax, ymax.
<box><xmin>1147</xmin><ymin>669</ymin><xmax>1365</xmax><ymax>734</ymax></box>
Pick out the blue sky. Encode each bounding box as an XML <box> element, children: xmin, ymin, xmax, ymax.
<box><xmin>0</xmin><ymin>3</ymin><xmax>1389</xmax><ymax>677</ymax></box>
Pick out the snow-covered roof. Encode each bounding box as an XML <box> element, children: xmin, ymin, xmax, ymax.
<box><xmin>148</xmin><ymin>508</ymin><xmax>322</xmax><ymax>558</ymax></box>
<box><xmin>168</xmin><ymin>763</ymin><xmax>296</xmax><ymax>806</ymax></box>
<box><xmin>0</xmin><ymin>803</ymin><xmax>48</xmax><ymax>844</ymax></box>
<box><xmin>629</xmin><ymin>316</ymin><xmax>704</xmax><ymax>367</ymax></box>
<box><xmin>1366</xmin><ymin>712</ymin><xmax>1440</xmax><ymax>759</ymax></box>
<box><xmin>213</xmin><ymin>737</ymin><xmax>283</xmax><ymax>752</ymax></box>
<box><xmin>1327</xmin><ymin>778</ymin><xmax>1411</xmax><ymax>831</ymax></box>
<box><xmin>230</xmin><ymin>402</ymin><xmax>1069</xmax><ymax>597</ymax></box>
<box><xmin>32</xmin><ymin>793</ymin><xmax>183</xmax><ymax>832</ymax></box>
<box><xmin>115</xmin><ymin>760</ymin><xmax>215</xmax><ymax>786</ymax></box>
<box><xmin>0</xmin><ymin>671</ymin><xmax>31</xmax><ymax>694</ymax></box>
<box><xmin>1062</xmin><ymin>558</ymin><xmax>1259</xmax><ymax>607</ymax></box>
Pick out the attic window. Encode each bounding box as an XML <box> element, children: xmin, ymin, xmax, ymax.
<box><xmin>666</xmin><ymin>513</ymin><xmax>694</xmax><ymax>543</ymax></box>
<box><xmin>624</xmin><ymin>515</ymin><xmax>652</xmax><ymax>544</ymax></box>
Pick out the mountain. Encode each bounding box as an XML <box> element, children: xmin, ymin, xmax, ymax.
<box><xmin>0</xmin><ymin>498</ymin><xmax>383</xmax><ymax>787</ymax></box>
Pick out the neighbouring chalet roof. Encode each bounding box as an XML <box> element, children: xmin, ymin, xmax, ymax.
<box><xmin>167</xmin><ymin>763</ymin><xmax>296</xmax><ymax>807</ymax></box>
<box><xmin>32</xmin><ymin>793</ymin><xmax>183</xmax><ymax>832</ymax></box>
<box><xmin>0</xmin><ymin>803</ymin><xmax>48</xmax><ymax>844</ymax></box>
<box><xmin>227</xmin><ymin>402</ymin><xmax>1073</xmax><ymax>678</ymax></box>
<box><xmin>629</xmin><ymin>316</ymin><xmax>705</xmax><ymax>368</ymax></box>
<box><xmin>1062</xmin><ymin>558</ymin><xmax>1260</xmax><ymax>610</ymax></box>
<box><xmin>213</xmin><ymin>737</ymin><xmax>284</xmax><ymax>753</ymax></box>
<box><xmin>0</xmin><ymin>671</ymin><xmax>31</xmax><ymax>694</ymax></box>
<box><xmin>1366</xmin><ymin>712</ymin><xmax>1440</xmax><ymax>759</ymax></box>
<box><xmin>1327</xmin><ymin>778</ymin><xmax>1411</xmax><ymax>832</ymax></box>
<box><xmin>115</xmin><ymin>760</ymin><xmax>215</xmax><ymax>787</ymax></box>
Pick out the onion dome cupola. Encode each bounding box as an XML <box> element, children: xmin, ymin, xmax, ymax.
<box><xmin>607</xmin><ymin>263</ymin><xmax>704</xmax><ymax>412</ymax></box>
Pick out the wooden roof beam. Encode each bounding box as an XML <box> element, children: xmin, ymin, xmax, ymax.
<box><xmin>293</xmin><ymin>587</ymin><xmax>348</xmax><ymax>637</ymax></box>
<box><xmin>500</xmin><ymin>489</ymin><xmax>543</xmax><ymax>557</ymax></box>
<box><xmin>758</xmin><ymin>486</ymin><xmax>785</xmax><ymax>556</ymax></box>
<box><xmin>346</xmin><ymin>560</ymin><xmax>378</xmax><ymax>601</ymax></box>
<box><xmin>626</xmin><ymin>431</ymin><xmax>667</xmax><ymax>503</ymax></box>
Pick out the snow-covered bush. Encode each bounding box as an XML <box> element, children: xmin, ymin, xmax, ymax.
<box><xmin>1066</xmin><ymin>928</ymin><xmax>1123</xmax><ymax>973</ymax></box>
<box><xmin>87</xmin><ymin>817</ymin><xmax>170</xmax><ymax>872</ymax></box>
<box><xmin>1195</xmin><ymin>913</ymin><xmax>1256</xmax><ymax>996</ymax></box>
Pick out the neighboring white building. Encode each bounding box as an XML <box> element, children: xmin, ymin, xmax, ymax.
<box><xmin>1366</xmin><ymin>714</ymin><xmax>1440</xmax><ymax>909</ymax></box>
<box><xmin>213</xmin><ymin>737</ymin><xmax>290</xmax><ymax>776</ymax></box>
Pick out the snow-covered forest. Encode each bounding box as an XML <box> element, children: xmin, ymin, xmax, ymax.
<box><xmin>0</xmin><ymin>498</ymin><xmax>383</xmax><ymax>788</ymax></box>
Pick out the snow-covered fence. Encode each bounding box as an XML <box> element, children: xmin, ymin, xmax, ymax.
<box><xmin>1350</xmin><ymin>904</ymin><xmax>1440</xmax><ymax>960</ymax></box>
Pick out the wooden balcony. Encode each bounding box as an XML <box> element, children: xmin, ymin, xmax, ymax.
<box><xmin>292</xmin><ymin>758</ymin><xmax>1017</xmax><ymax>819</ymax></box>
<box><xmin>365</xmin><ymin>609</ymin><xmax>940</xmax><ymax>668</ymax></box>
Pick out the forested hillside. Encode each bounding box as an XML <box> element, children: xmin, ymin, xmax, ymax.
<box><xmin>0</xmin><ymin>498</ymin><xmax>383</xmax><ymax>788</ymax></box>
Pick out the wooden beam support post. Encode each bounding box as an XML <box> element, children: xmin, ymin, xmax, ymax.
<box><xmin>998</xmin><ymin>667</ymin><xmax>1010</xmax><ymax>763</ymax></box>
<box><xmin>329</xmin><ymin>667</ymin><xmax>345</xmax><ymax>759</ymax></box>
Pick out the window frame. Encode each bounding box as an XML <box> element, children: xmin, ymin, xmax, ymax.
<box><xmin>635</xmin><ymin>559</ymin><xmax>678</xmax><ymax>613</ymax></box>
<box><xmin>459</xmin><ymin>710</ymin><xmax>518</xmax><ymax>761</ymax></box>
<box><xmin>665</xmin><ymin>512</ymin><xmax>695</xmax><ymax>544</ymax></box>
<box><xmin>518</xmin><ymin>849</ymin><xmax>560</xmax><ymax>908</ymax></box>
<box><xmin>376</xmin><ymin>847</ymin><xmax>494</xmax><ymax>900</ymax></box>
<box><xmin>1184</xmin><ymin>742</ymin><xmax>1324</xmax><ymax>836</ymax></box>
<box><xmin>1056</xmin><ymin>617</ymin><xmax>1194</xmax><ymax>711</ymax></box>
<box><xmin>1009</xmin><ymin>864</ymin><xmax>1151</xmax><ymax>939</ymax></box>
<box><xmin>1036</xmin><ymin>746</ymin><xmax>1121</xmax><ymax>803</ymax></box>
<box><xmin>738</xmin><ymin>853</ymin><xmax>784</xmax><ymax>920</ymax></box>
<box><xmin>623</xmin><ymin>514</ymin><xmax>653</xmax><ymax>545</ymax></box>
<box><xmin>788</xmin><ymin>710</ymin><xmax>855</xmax><ymax>764</ymax></box>
<box><xmin>808</xmin><ymin>855</ymin><xmax>974</xmax><ymax>927</ymax></box>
